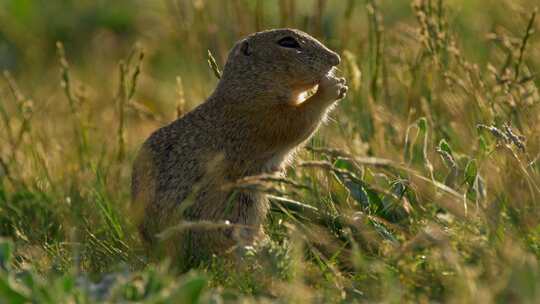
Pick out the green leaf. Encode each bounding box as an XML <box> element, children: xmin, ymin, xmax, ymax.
<box><xmin>417</xmin><ymin>117</ymin><xmax>428</xmax><ymax>133</ymax></box>
<box><xmin>464</xmin><ymin>159</ymin><xmax>477</xmax><ymax>186</ymax></box>
<box><xmin>0</xmin><ymin>276</ymin><xmax>29</xmax><ymax>304</ymax></box>
<box><xmin>478</xmin><ymin>134</ymin><xmax>488</xmax><ymax>153</ymax></box>
<box><xmin>438</xmin><ymin>139</ymin><xmax>453</xmax><ymax>156</ymax></box>
<box><xmin>0</xmin><ymin>239</ymin><xmax>13</xmax><ymax>271</ymax></box>
<box><xmin>365</xmin><ymin>188</ymin><xmax>384</xmax><ymax>213</ymax></box>
<box><xmin>370</xmin><ymin>220</ymin><xmax>398</xmax><ymax>243</ymax></box>
<box><xmin>333</xmin><ymin>158</ymin><xmax>354</xmax><ymax>171</ymax></box>
<box><xmin>143</xmin><ymin>269</ymin><xmax>164</xmax><ymax>298</ymax></box>
<box><xmin>332</xmin><ymin>171</ymin><xmax>384</xmax><ymax>214</ymax></box>
<box><xmin>332</xmin><ymin>171</ymin><xmax>369</xmax><ymax>208</ymax></box>
<box><xmin>61</xmin><ymin>275</ymin><xmax>75</xmax><ymax>295</ymax></box>
<box><xmin>169</xmin><ymin>275</ymin><xmax>207</xmax><ymax>303</ymax></box>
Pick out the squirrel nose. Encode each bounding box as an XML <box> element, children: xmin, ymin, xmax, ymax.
<box><xmin>330</xmin><ymin>53</ymin><xmax>341</xmax><ymax>66</ymax></box>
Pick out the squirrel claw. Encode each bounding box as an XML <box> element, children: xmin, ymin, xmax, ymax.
<box><xmin>338</xmin><ymin>85</ymin><xmax>348</xmax><ymax>99</ymax></box>
<box><xmin>317</xmin><ymin>75</ymin><xmax>348</xmax><ymax>102</ymax></box>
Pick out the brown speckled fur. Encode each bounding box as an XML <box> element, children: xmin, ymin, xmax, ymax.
<box><xmin>131</xmin><ymin>28</ymin><xmax>347</xmax><ymax>267</ymax></box>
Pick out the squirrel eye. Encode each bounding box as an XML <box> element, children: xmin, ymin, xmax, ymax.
<box><xmin>277</xmin><ymin>36</ymin><xmax>300</xmax><ymax>49</ymax></box>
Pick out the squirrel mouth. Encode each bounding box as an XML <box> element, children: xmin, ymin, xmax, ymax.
<box><xmin>289</xmin><ymin>68</ymin><xmax>337</xmax><ymax>106</ymax></box>
<box><xmin>287</xmin><ymin>80</ymin><xmax>318</xmax><ymax>106</ymax></box>
<box><xmin>294</xmin><ymin>84</ymin><xmax>319</xmax><ymax>105</ymax></box>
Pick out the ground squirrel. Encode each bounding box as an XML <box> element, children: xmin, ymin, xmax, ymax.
<box><xmin>131</xmin><ymin>28</ymin><xmax>347</xmax><ymax>267</ymax></box>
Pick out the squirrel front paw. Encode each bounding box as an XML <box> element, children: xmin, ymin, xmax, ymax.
<box><xmin>316</xmin><ymin>75</ymin><xmax>348</xmax><ymax>102</ymax></box>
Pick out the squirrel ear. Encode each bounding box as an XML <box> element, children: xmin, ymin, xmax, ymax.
<box><xmin>240</xmin><ymin>40</ymin><xmax>252</xmax><ymax>56</ymax></box>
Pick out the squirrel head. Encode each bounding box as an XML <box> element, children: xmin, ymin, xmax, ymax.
<box><xmin>219</xmin><ymin>28</ymin><xmax>341</xmax><ymax>105</ymax></box>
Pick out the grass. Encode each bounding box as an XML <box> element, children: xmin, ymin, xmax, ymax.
<box><xmin>1</xmin><ymin>0</ymin><xmax>540</xmax><ymax>302</ymax></box>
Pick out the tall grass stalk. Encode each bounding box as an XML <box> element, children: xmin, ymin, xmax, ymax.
<box><xmin>56</xmin><ymin>42</ymin><xmax>87</xmax><ymax>169</ymax></box>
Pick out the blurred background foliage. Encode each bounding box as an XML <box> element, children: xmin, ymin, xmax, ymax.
<box><xmin>2</xmin><ymin>0</ymin><xmax>538</xmax><ymax>115</ymax></box>
<box><xmin>1</xmin><ymin>0</ymin><xmax>540</xmax><ymax>302</ymax></box>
